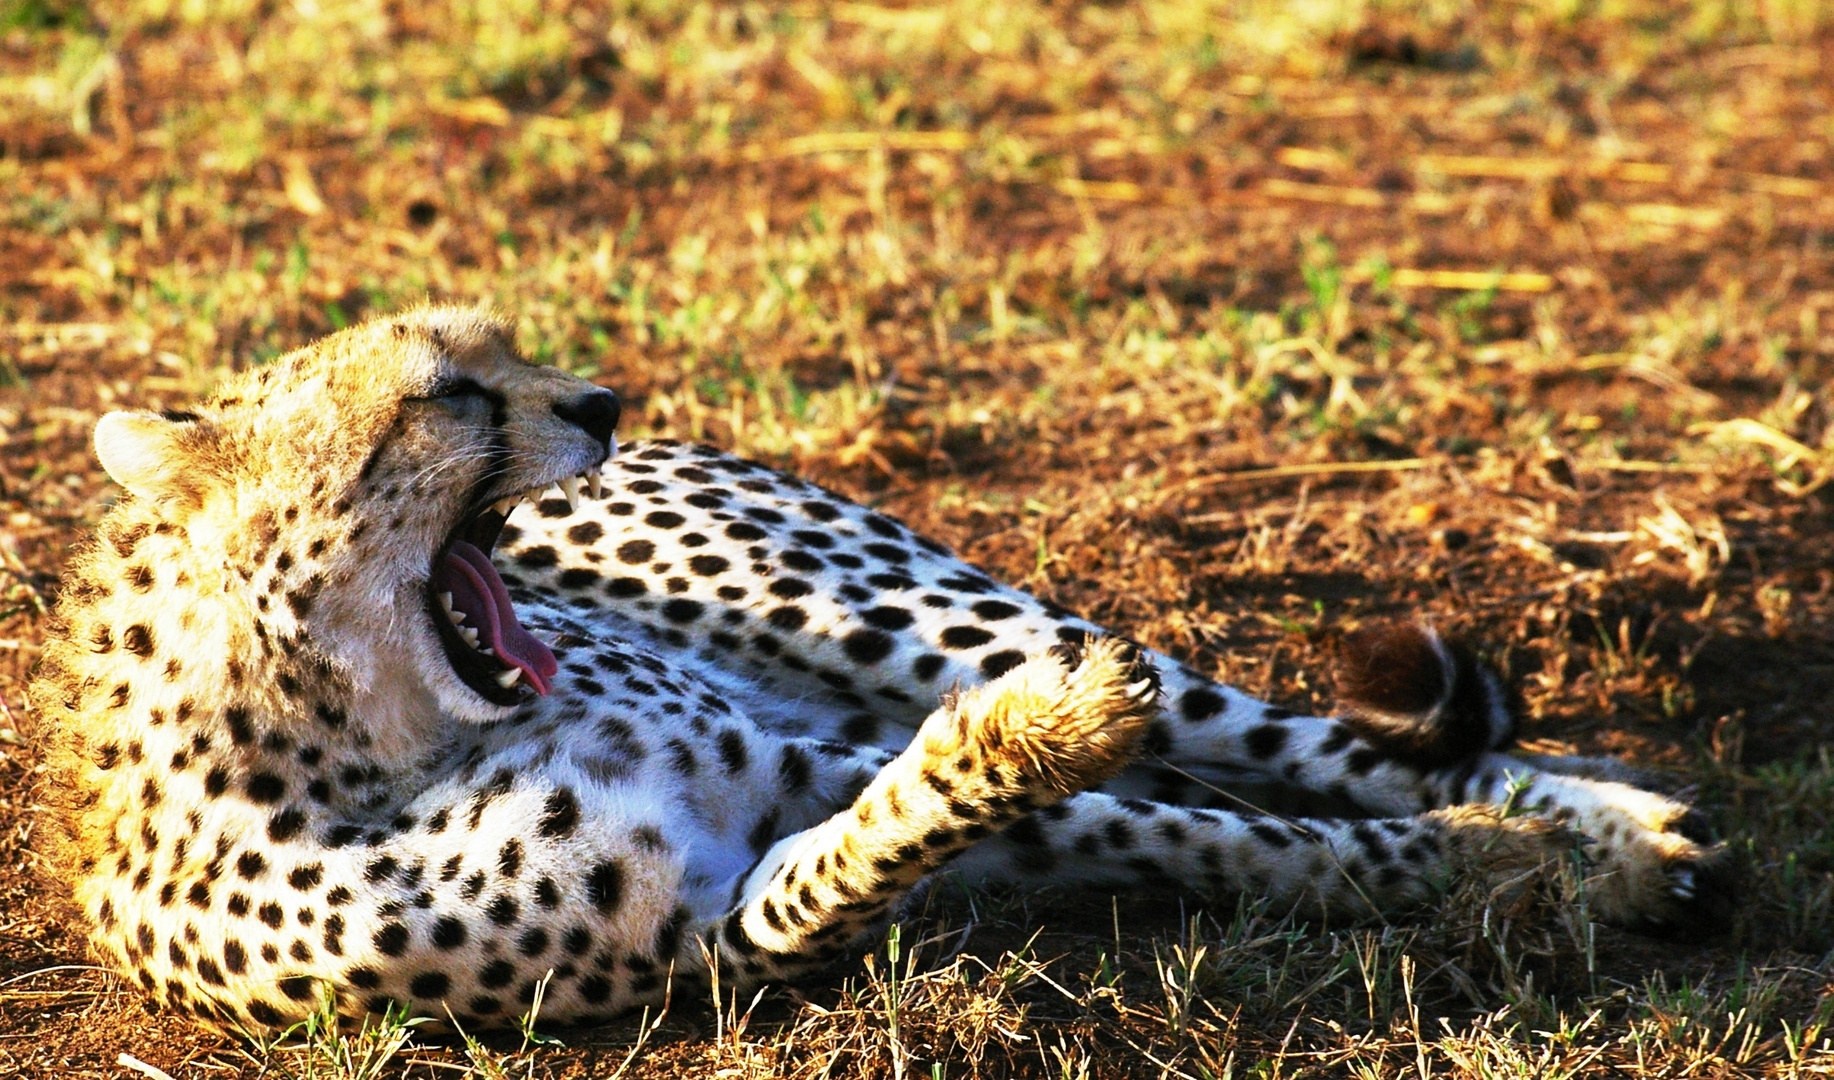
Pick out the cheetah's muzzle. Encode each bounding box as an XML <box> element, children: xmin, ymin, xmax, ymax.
<box><xmin>428</xmin><ymin>502</ymin><xmax>558</xmax><ymax>704</ymax></box>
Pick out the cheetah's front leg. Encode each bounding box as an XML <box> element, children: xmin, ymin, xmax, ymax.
<box><xmin>702</xmin><ymin>638</ymin><xmax>1158</xmax><ymax>986</ymax></box>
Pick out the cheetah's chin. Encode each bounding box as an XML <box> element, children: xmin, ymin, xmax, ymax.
<box><xmin>426</xmin><ymin>502</ymin><xmax>559</xmax><ymax>705</ymax></box>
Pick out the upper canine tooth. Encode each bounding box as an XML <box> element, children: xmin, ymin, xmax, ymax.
<box><xmin>439</xmin><ymin>591</ymin><xmax>455</xmax><ymax>612</ymax></box>
<box><xmin>586</xmin><ymin>467</ymin><xmax>603</xmax><ymax>499</ymax></box>
<box><xmin>495</xmin><ymin>668</ymin><xmax>522</xmax><ymax>688</ymax></box>
<box><xmin>559</xmin><ymin>475</ymin><xmax>581</xmax><ymax>511</ymax></box>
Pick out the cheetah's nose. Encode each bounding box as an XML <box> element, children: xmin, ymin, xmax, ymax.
<box><xmin>552</xmin><ymin>389</ymin><xmax>621</xmax><ymax>452</ymax></box>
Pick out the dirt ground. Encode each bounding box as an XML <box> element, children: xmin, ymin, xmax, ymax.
<box><xmin>3</xmin><ymin>2</ymin><xmax>1834</xmax><ymax>1076</ymax></box>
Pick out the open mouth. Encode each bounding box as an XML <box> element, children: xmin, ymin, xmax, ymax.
<box><xmin>426</xmin><ymin>466</ymin><xmax>602</xmax><ymax>705</ymax></box>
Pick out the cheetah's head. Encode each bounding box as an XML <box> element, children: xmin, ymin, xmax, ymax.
<box><xmin>91</xmin><ymin>306</ymin><xmax>620</xmax><ymax>721</ymax></box>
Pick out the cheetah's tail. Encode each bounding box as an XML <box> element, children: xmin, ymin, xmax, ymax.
<box><xmin>1332</xmin><ymin>623</ymin><xmax>1516</xmax><ymax>770</ymax></box>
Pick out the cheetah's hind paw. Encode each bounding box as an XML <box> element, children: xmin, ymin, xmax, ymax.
<box><xmin>935</xmin><ymin>636</ymin><xmax>1160</xmax><ymax>800</ymax></box>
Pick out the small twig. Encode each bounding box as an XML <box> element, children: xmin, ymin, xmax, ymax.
<box><xmin>116</xmin><ymin>1054</ymin><xmax>178</xmax><ymax>1080</ymax></box>
<box><xmin>0</xmin><ymin>965</ymin><xmax>109</xmax><ymax>988</ymax></box>
<box><xmin>1158</xmin><ymin>458</ymin><xmax>1432</xmax><ymax>503</ymax></box>
<box><xmin>1581</xmin><ymin>460</ymin><xmax>1716</xmax><ymax>475</ymax></box>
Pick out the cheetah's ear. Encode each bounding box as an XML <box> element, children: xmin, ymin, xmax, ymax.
<box><xmin>95</xmin><ymin>410</ymin><xmax>210</xmax><ymax>506</ymax></box>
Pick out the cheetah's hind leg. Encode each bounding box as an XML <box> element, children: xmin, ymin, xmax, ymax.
<box><xmin>701</xmin><ymin>636</ymin><xmax>1159</xmax><ymax>987</ymax></box>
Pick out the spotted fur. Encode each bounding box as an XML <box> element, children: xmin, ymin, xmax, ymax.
<box><xmin>32</xmin><ymin>308</ymin><xmax>1734</xmax><ymax>1034</ymax></box>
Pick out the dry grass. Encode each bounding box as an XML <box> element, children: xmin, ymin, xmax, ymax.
<box><xmin>3</xmin><ymin>0</ymin><xmax>1834</xmax><ymax>1075</ymax></box>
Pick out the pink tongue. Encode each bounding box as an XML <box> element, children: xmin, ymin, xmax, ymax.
<box><xmin>438</xmin><ymin>541</ymin><xmax>557</xmax><ymax>696</ymax></box>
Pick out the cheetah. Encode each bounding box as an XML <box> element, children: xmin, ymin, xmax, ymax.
<box><xmin>32</xmin><ymin>306</ymin><xmax>1734</xmax><ymax>1034</ymax></box>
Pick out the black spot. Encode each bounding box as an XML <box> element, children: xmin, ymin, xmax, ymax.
<box><xmin>1248</xmin><ymin>822</ymin><xmax>1294</xmax><ymax>849</ymax></box>
<box><xmin>616</xmin><ymin>539</ymin><xmax>655</xmax><ymax>564</ymax></box>
<box><xmin>578</xmin><ymin>975</ymin><xmax>612</xmax><ymax>1004</ymax></box>
<box><xmin>781</xmin><ymin>549</ymin><xmax>823</xmax><ymax>572</ymax></box>
<box><xmin>479</xmin><ymin>960</ymin><xmax>516</xmax><ymax>988</ymax></box>
<box><xmin>644</xmin><ymin>511</ymin><xmax>685</xmax><ymax>529</ymax></box>
<box><xmin>373</xmin><ymin>923</ymin><xmax>410</xmax><ymax>956</ymax></box>
<box><xmin>431</xmin><ymin>917</ymin><xmax>467</xmax><ymax>950</ymax></box>
<box><xmin>267</xmin><ymin>809</ymin><xmax>306</xmax><ymax>843</ymax></box>
<box><xmin>768</xmin><ymin>578</ymin><xmax>812</xmax><ymax>599</ymax></box>
<box><xmin>517</xmin><ymin>927</ymin><xmax>550</xmax><ymax>956</ymax></box>
<box><xmin>123</xmin><ymin>624</ymin><xmax>154</xmax><ymax>657</ymax></box>
<box><xmin>605</xmin><ymin>576</ymin><xmax>647</xmax><ymax>598</ymax></box>
<box><xmin>584</xmin><ymin>862</ymin><xmax>624</xmax><ymax>913</ymax></box>
<box><xmin>566</xmin><ymin>521</ymin><xmax>603</xmax><ymax>544</ymax></box>
<box><xmin>287</xmin><ymin>864</ymin><xmax>323</xmax><ymax>890</ymax></box>
<box><xmin>778</xmin><ymin>745</ymin><xmax>812</xmax><ymax>792</ymax></box>
<box><xmin>970</xmin><ymin>600</ymin><xmax>1022</xmax><ymax>621</ymax></box>
<box><xmin>842</xmin><ymin>628</ymin><xmax>896</xmax><ymax>664</ymax></box>
<box><xmin>980</xmin><ymin>650</ymin><xmax>1025</xmax><ymax>679</ymax></box>
<box><xmin>498</xmin><ymin>839</ymin><xmax>524</xmax><ymax>878</ymax></box>
<box><xmin>725</xmin><ymin>522</ymin><xmax>767</xmax><ymax>541</ymax></box>
<box><xmin>765</xmin><ymin>606</ymin><xmax>808</xmax><ymax>631</ymax></box>
<box><xmin>857</xmin><ymin>606</ymin><xmax>912</xmax><ymax>631</ymax></box>
<box><xmin>661</xmin><ymin>598</ymin><xmax>703</xmax><ymax>623</ymax></box>
<box><xmin>912</xmin><ymin>654</ymin><xmax>946</xmax><ymax>681</ymax></box>
<box><xmin>224</xmin><ymin>707</ymin><xmax>255</xmax><ymax>745</ymax></box>
<box><xmin>410</xmin><ymin>971</ymin><xmax>451</xmax><ymax>999</ymax></box>
<box><xmin>539</xmin><ymin>788</ymin><xmax>580</xmax><ymax>838</ymax></box>
<box><xmin>937</xmin><ymin>572</ymin><xmax>996</xmax><ymax>594</ymax></box>
<box><xmin>246</xmin><ymin>773</ymin><xmax>286</xmax><ymax>804</ymax></box>
<box><xmin>717</xmin><ymin>729</ymin><xmax>749</xmax><ymax>772</ymax></box>
<box><xmin>487</xmin><ymin>895</ymin><xmax>520</xmax><ymax>926</ymax></box>
<box><xmin>271</xmin><ymin>975</ymin><xmax>314</xmax><ymax>1002</ymax></box>
<box><xmin>515</xmin><ymin>546</ymin><xmax>559</xmax><ymax>569</ymax></box>
<box><xmin>688</xmin><ymin>554</ymin><xmax>730</xmax><ymax>576</ymax></box>
<box><xmin>244</xmin><ymin>998</ymin><xmax>286</xmax><ymax>1026</ymax></box>
<box><xmin>1181</xmin><ymin>688</ymin><xmax>1227</xmax><ymax>722</ymax></box>
<box><xmin>557</xmin><ymin>568</ymin><xmax>599</xmax><ymax>590</ymax></box>
<box><xmin>1244</xmin><ymin>723</ymin><xmax>1289</xmax><ymax>759</ymax></box>
<box><xmin>862</xmin><ymin>542</ymin><xmax>909</xmax><ymax>564</ymax></box>
<box><xmin>939</xmin><ymin>625</ymin><xmax>995</xmax><ymax>650</ymax></box>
